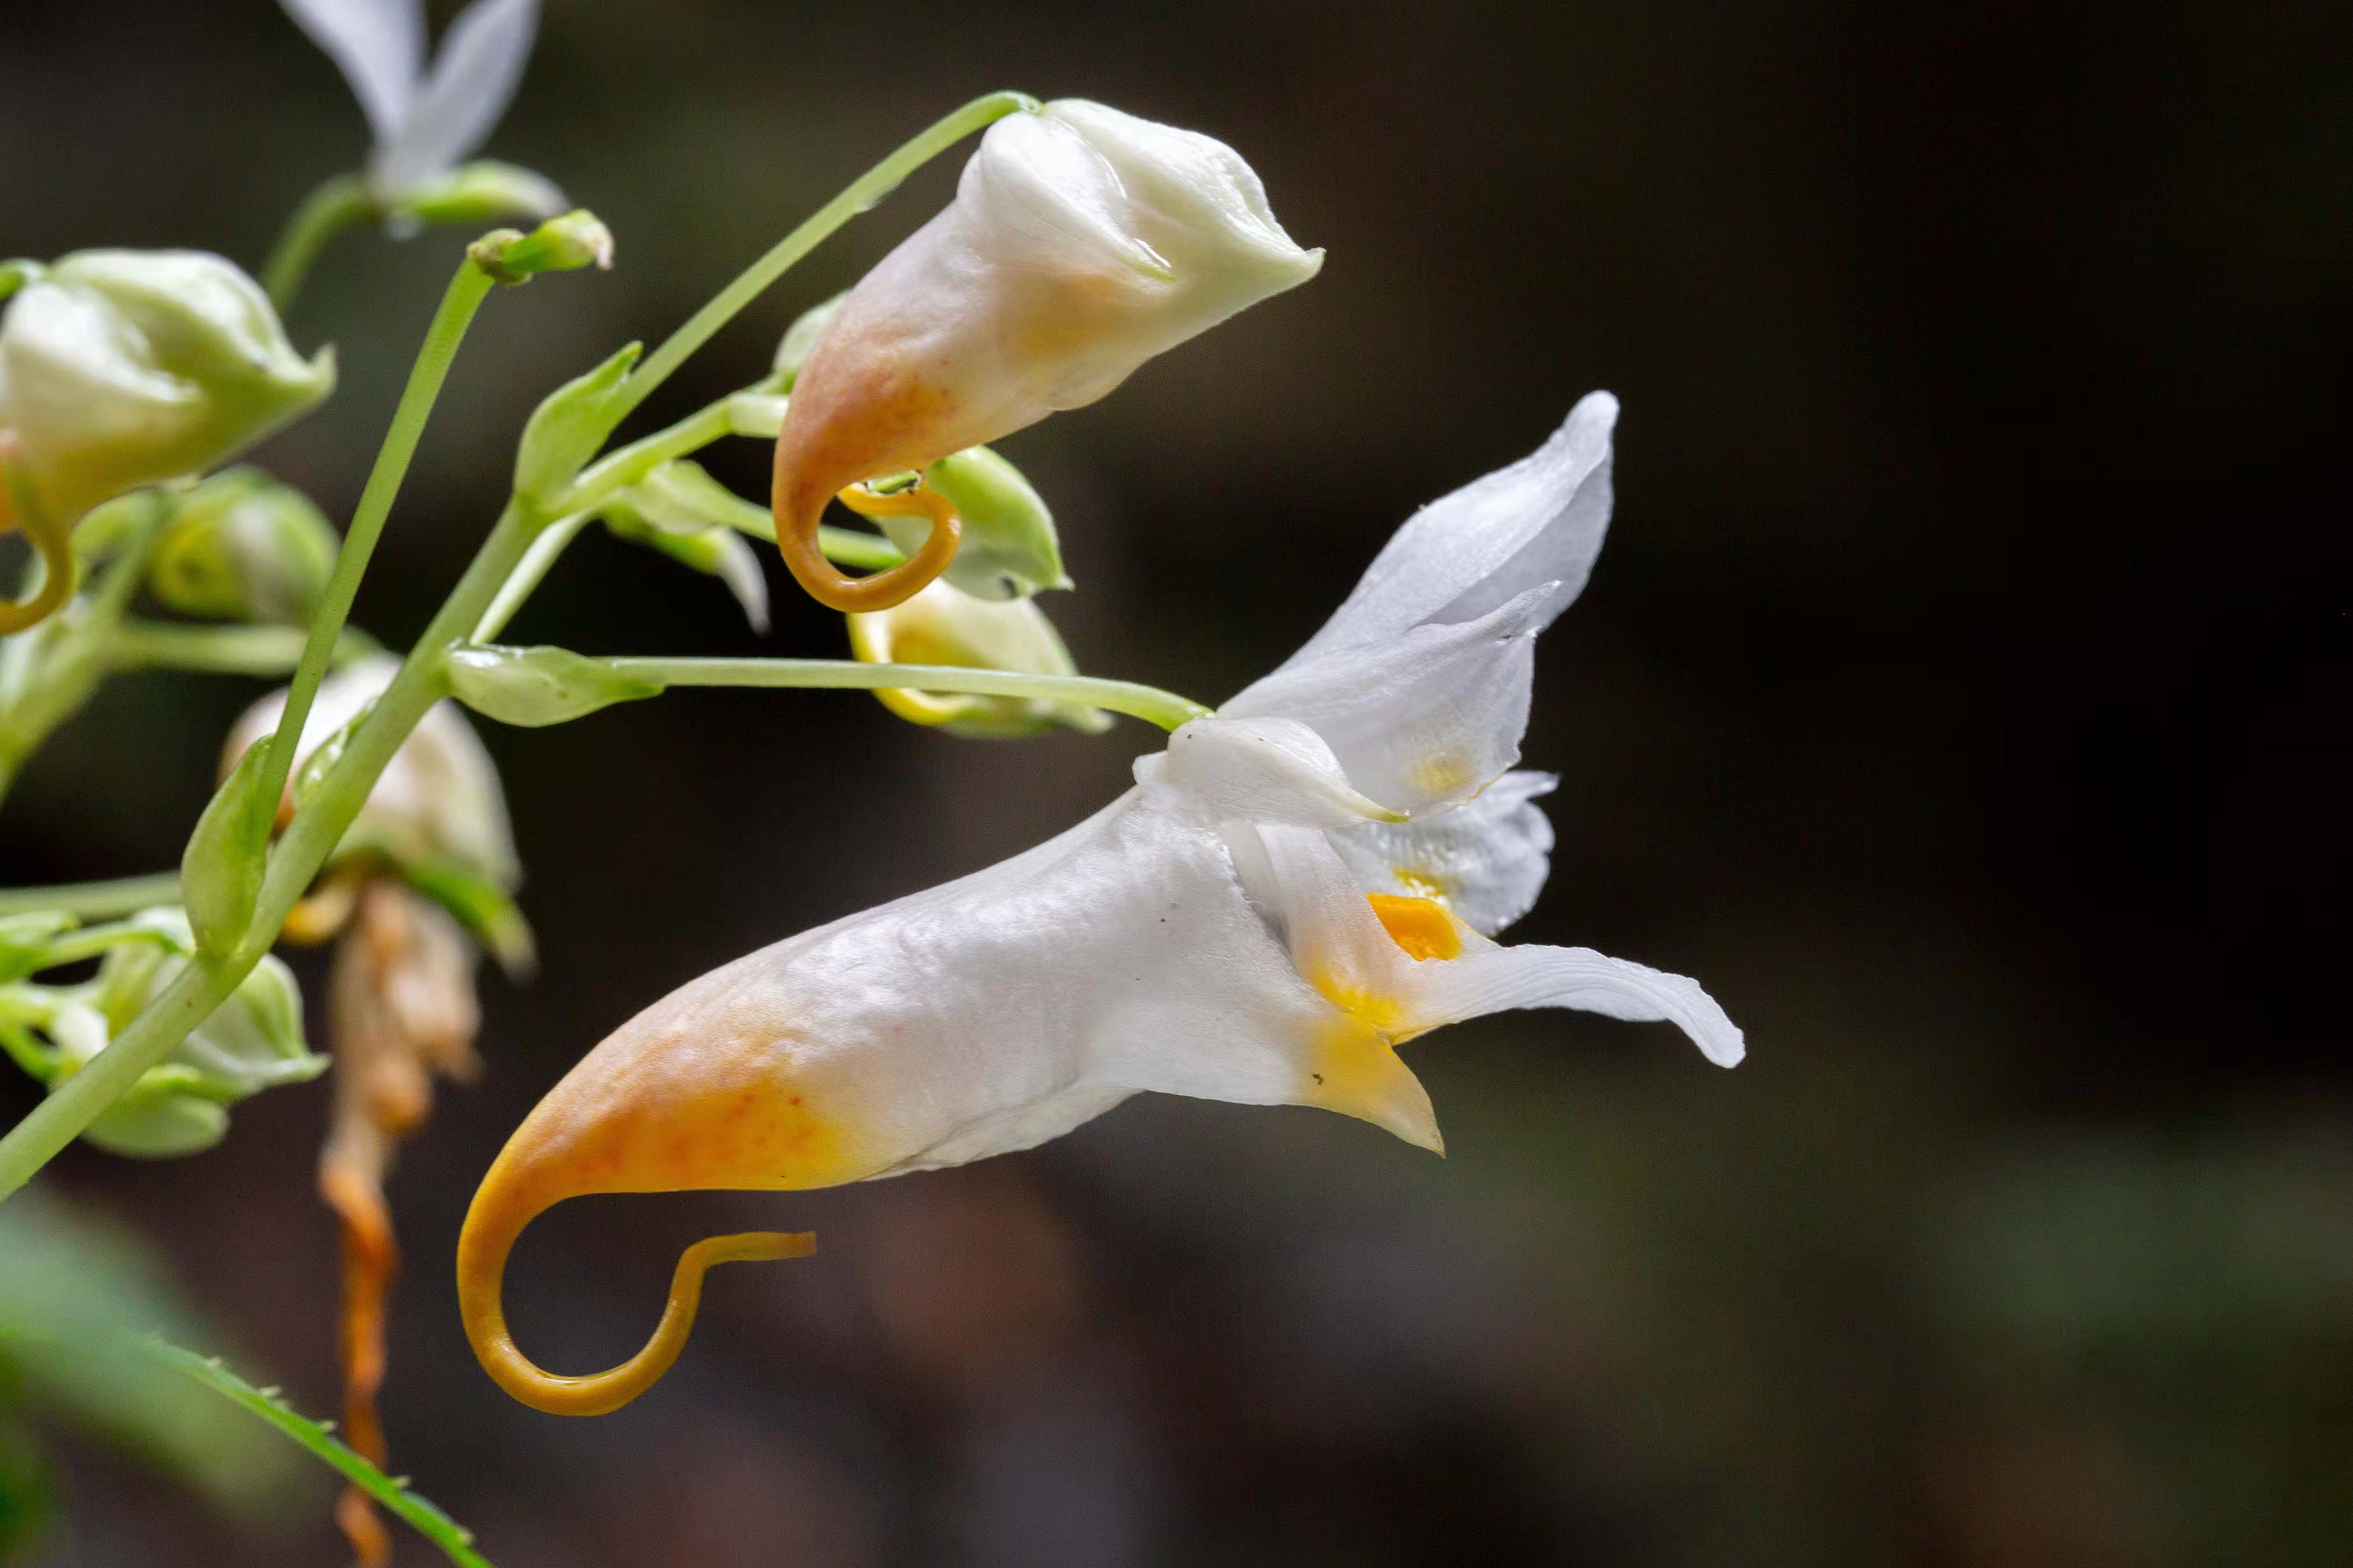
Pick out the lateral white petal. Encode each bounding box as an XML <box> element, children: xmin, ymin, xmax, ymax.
<box><xmin>376</xmin><ymin>0</ymin><xmax>538</xmax><ymax>190</ymax></box>
<box><xmin>1285</xmin><ymin>392</ymin><xmax>1618</xmax><ymax>664</ymax></box>
<box><xmin>1328</xmin><ymin>771</ymin><xmax>1557</xmax><ymax>935</ymax></box>
<box><xmin>281</xmin><ymin>0</ymin><xmax>423</xmax><ymax>145</ymax></box>
<box><xmin>1225</xmin><ymin>585</ymin><xmax>1553</xmax><ymax>816</ymax></box>
<box><xmin>1404</xmin><ymin>943</ymin><xmax>1744</xmax><ymax>1067</ymax></box>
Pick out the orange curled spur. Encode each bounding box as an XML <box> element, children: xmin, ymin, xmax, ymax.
<box><xmin>456</xmin><ymin>1030</ymin><xmax>840</xmax><ymax>1416</ymax></box>
<box><xmin>771</xmin><ymin>424</ymin><xmax>962</xmax><ymax>614</ymax></box>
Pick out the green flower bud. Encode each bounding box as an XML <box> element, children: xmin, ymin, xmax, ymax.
<box><xmin>847</xmin><ymin>578</ymin><xmax>1110</xmax><ymax>739</ymax></box>
<box><xmin>469</xmin><ymin>210</ymin><xmax>615</xmax><ymax>287</ymax></box>
<box><xmin>0</xmin><ymin>250</ymin><xmax>333</xmax><ymax>523</ymax></box>
<box><xmin>391</xmin><ymin>160</ymin><xmax>569</xmax><ymax>229</ymax></box>
<box><xmin>146</xmin><ymin>468</ymin><xmax>339</xmax><ymax>624</ymax></box>
<box><xmin>72</xmin><ymin>909</ymin><xmax>323</xmax><ymax>1159</ymax></box>
<box><xmin>445</xmin><ymin>643</ymin><xmax>665</xmax><ymax>727</ymax></box>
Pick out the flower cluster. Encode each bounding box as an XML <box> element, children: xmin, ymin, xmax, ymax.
<box><xmin>0</xmin><ymin>27</ymin><xmax>1745</xmax><ymax>1560</ymax></box>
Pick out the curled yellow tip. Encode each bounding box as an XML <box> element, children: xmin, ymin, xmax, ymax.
<box><xmin>456</xmin><ymin>1158</ymin><xmax>814</xmax><ymax>1417</ymax></box>
<box><xmin>0</xmin><ymin>443</ymin><xmax>75</xmax><ymax>636</ymax></box>
<box><xmin>771</xmin><ymin>445</ymin><xmax>962</xmax><ymax>613</ymax></box>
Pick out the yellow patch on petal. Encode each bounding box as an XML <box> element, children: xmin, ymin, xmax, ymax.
<box><xmin>1366</xmin><ymin>893</ymin><xmax>1463</xmax><ymax>962</ymax></box>
<box><xmin>1409</xmin><ymin>752</ymin><xmax>1477</xmax><ymax>798</ymax></box>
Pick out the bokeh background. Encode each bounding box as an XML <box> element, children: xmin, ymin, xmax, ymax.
<box><xmin>3</xmin><ymin>1</ymin><xmax>2349</xmax><ymax>1564</ymax></box>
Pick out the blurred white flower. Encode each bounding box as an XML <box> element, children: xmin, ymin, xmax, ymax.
<box><xmin>458</xmin><ymin>392</ymin><xmax>1741</xmax><ymax>1416</ymax></box>
<box><xmin>279</xmin><ymin>0</ymin><xmax>559</xmax><ymax>212</ymax></box>
<box><xmin>224</xmin><ymin>656</ymin><xmax>518</xmax><ymax>890</ymax></box>
<box><xmin>773</xmin><ymin>97</ymin><xmax>1321</xmax><ymax>611</ymax></box>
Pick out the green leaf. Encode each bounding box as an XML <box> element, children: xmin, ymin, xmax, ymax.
<box><xmin>0</xmin><ymin>1192</ymin><xmax>297</xmax><ymax>1516</ymax></box>
<box><xmin>138</xmin><ymin>1340</ymin><xmax>497</xmax><ymax>1568</ymax></box>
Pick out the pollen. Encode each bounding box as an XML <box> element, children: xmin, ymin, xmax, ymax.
<box><xmin>1366</xmin><ymin>893</ymin><xmax>1462</xmax><ymax>962</ymax></box>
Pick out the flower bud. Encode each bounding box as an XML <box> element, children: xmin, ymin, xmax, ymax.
<box><xmin>393</xmin><ymin>159</ymin><xmax>569</xmax><ymax>229</ymax></box>
<box><xmin>224</xmin><ymin>657</ymin><xmax>519</xmax><ymax>891</ymax></box>
<box><xmin>847</xmin><ymin>577</ymin><xmax>1109</xmax><ymax>738</ymax></box>
<box><xmin>445</xmin><ymin>643</ymin><xmax>663</xmax><ymax>727</ymax></box>
<box><xmin>74</xmin><ymin>908</ymin><xmax>324</xmax><ymax>1158</ymax></box>
<box><xmin>147</xmin><ymin>468</ymin><xmax>340</xmax><ymax>623</ymax></box>
<box><xmin>772</xmin><ymin>99</ymin><xmax>1320</xmax><ymax>612</ymax></box>
<box><xmin>468</xmin><ymin>210</ymin><xmax>615</xmax><ymax>286</ymax></box>
<box><xmin>0</xmin><ymin>250</ymin><xmax>333</xmax><ymax>524</ymax></box>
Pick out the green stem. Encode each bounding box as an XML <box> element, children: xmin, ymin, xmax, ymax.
<box><xmin>0</xmin><ymin>873</ymin><xmax>181</xmax><ymax>920</ymax></box>
<box><xmin>0</xmin><ymin>267</ymin><xmax>531</xmax><ymax>1202</ymax></box>
<box><xmin>262</xmin><ymin>174</ymin><xmax>376</xmax><ymax>314</ymax></box>
<box><xmin>561</xmin><ymin>402</ymin><xmax>733</xmax><ymax>514</ymax></box>
<box><xmin>106</xmin><ymin>622</ymin><xmax>376</xmax><ymax>676</ymax></box>
<box><xmin>610</xmin><ymin>91</ymin><xmax>1034</xmax><ymax>421</ymax></box>
<box><xmin>472</xmin><ymin>513</ymin><xmax>590</xmax><ymax>643</ymax></box>
<box><xmin>142</xmin><ymin>1338</ymin><xmax>496</xmax><ymax>1568</ymax></box>
<box><xmin>249</xmin><ymin>261</ymin><xmax>495</xmax><ymax>832</ymax></box>
<box><xmin>599</xmin><ymin>654</ymin><xmax>1211</xmax><ymax>732</ymax></box>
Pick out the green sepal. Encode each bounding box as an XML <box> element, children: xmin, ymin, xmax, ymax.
<box><xmin>179</xmin><ymin>743</ymin><xmax>278</xmax><ymax>955</ymax></box>
<box><xmin>289</xmin><ymin>701</ymin><xmax>368</xmax><ymax>816</ymax></box>
<box><xmin>445</xmin><ymin>643</ymin><xmax>666</xmax><ymax>727</ymax></box>
<box><xmin>513</xmin><ymin>341</ymin><xmax>641</xmax><ymax>510</ymax></box>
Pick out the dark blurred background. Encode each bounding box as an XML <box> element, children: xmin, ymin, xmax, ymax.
<box><xmin>3</xmin><ymin>1</ymin><xmax>2350</xmax><ymax>1564</ymax></box>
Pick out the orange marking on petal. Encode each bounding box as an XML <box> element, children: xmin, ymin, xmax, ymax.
<box><xmin>1367</xmin><ymin>893</ymin><xmax>1463</xmax><ymax>962</ymax></box>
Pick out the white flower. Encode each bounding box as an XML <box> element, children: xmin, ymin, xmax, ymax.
<box><xmin>224</xmin><ymin>656</ymin><xmax>518</xmax><ymax>888</ymax></box>
<box><xmin>279</xmin><ymin>0</ymin><xmax>557</xmax><ymax>209</ymax></box>
<box><xmin>773</xmin><ymin>98</ymin><xmax>1321</xmax><ymax>611</ymax></box>
<box><xmin>458</xmin><ymin>391</ymin><xmax>1741</xmax><ymax>1416</ymax></box>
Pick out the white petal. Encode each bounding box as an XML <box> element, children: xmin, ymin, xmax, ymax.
<box><xmin>1139</xmin><ymin>716</ymin><xmax>1406</xmax><ymax>829</ymax></box>
<box><xmin>375</xmin><ymin>0</ymin><xmax>538</xmax><ymax>190</ymax></box>
<box><xmin>225</xmin><ymin>657</ymin><xmax>518</xmax><ymax>885</ymax></box>
<box><xmin>1285</xmin><ymin>392</ymin><xmax>1618</xmax><ymax>665</ymax></box>
<box><xmin>962</xmin><ymin>111</ymin><xmax>1168</xmax><ymax>282</ymax></box>
<box><xmin>1403</xmin><ymin>942</ymin><xmax>1744</xmax><ymax>1067</ymax></box>
<box><xmin>1225</xmin><ymin>585</ymin><xmax>1553</xmax><ymax>816</ymax></box>
<box><xmin>1043</xmin><ymin>99</ymin><xmax>1319</xmax><ymax>289</ymax></box>
<box><xmin>1327</xmin><ymin>771</ymin><xmax>1557</xmax><ymax>935</ymax></box>
<box><xmin>281</xmin><ymin>0</ymin><xmax>423</xmax><ymax>145</ymax></box>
